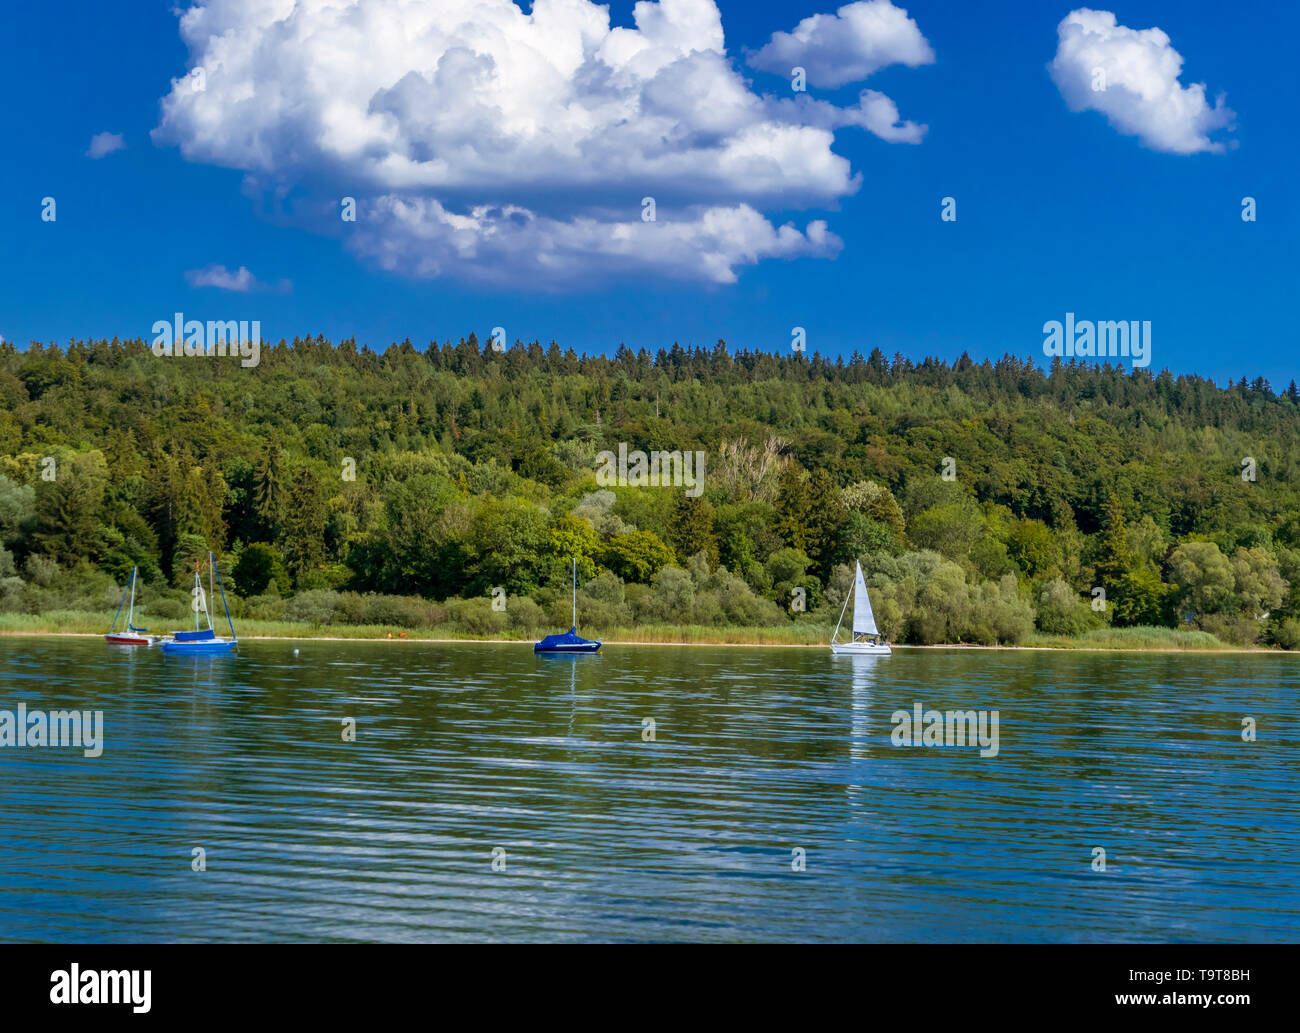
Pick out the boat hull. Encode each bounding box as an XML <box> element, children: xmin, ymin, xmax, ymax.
<box><xmin>161</xmin><ymin>639</ymin><xmax>236</xmax><ymax>656</ymax></box>
<box><xmin>104</xmin><ymin>633</ymin><xmax>160</xmax><ymax>646</ymax></box>
<box><xmin>534</xmin><ymin>641</ymin><xmax>601</xmax><ymax>654</ymax></box>
<box><xmin>830</xmin><ymin>641</ymin><xmax>891</xmax><ymax>655</ymax></box>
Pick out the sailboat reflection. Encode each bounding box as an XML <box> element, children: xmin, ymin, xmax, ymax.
<box><xmin>840</xmin><ymin>653</ymin><xmax>885</xmax><ymax>811</ymax></box>
<box><xmin>841</xmin><ymin>653</ymin><xmax>884</xmax><ymax>758</ymax></box>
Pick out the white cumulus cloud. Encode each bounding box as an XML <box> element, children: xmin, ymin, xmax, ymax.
<box><xmin>1049</xmin><ymin>8</ymin><xmax>1235</xmax><ymax>154</ymax></box>
<box><xmin>748</xmin><ymin>0</ymin><xmax>935</xmax><ymax>89</ymax></box>
<box><xmin>353</xmin><ymin>197</ymin><xmax>840</xmax><ymax>287</ymax></box>
<box><xmin>86</xmin><ymin>132</ymin><xmax>127</xmax><ymax>159</ymax></box>
<box><xmin>152</xmin><ymin>0</ymin><xmax>931</xmax><ymax>287</ymax></box>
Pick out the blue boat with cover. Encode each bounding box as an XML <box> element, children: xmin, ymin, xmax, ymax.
<box><xmin>161</xmin><ymin>552</ymin><xmax>238</xmax><ymax>656</ymax></box>
<box><xmin>535</xmin><ymin>558</ymin><xmax>602</xmax><ymax>654</ymax></box>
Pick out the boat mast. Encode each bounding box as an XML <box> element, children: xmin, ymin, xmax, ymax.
<box><xmin>212</xmin><ymin>551</ymin><xmax>237</xmax><ymax>641</ymax></box>
<box><xmin>127</xmin><ymin>567</ymin><xmax>136</xmax><ymax>627</ymax></box>
<box><xmin>572</xmin><ymin>556</ymin><xmax>577</xmax><ymax>629</ymax></box>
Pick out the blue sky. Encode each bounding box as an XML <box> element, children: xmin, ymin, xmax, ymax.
<box><xmin>1</xmin><ymin>0</ymin><xmax>1294</xmax><ymax>387</ymax></box>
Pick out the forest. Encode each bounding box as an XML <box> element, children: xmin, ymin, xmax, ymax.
<box><xmin>2</xmin><ymin>333</ymin><xmax>1299</xmax><ymax>647</ymax></box>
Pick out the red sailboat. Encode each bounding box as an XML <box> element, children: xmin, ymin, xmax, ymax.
<box><xmin>104</xmin><ymin>567</ymin><xmax>166</xmax><ymax>646</ymax></box>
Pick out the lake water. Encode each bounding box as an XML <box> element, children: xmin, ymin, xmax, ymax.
<box><xmin>0</xmin><ymin>637</ymin><xmax>1296</xmax><ymax>942</ymax></box>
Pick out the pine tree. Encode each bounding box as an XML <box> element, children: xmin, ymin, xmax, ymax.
<box><xmin>1096</xmin><ymin>493</ymin><xmax>1131</xmax><ymax>589</ymax></box>
<box><xmin>668</xmin><ymin>495</ymin><xmax>719</xmax><ymax>566</ymax></box>
<box><xmin>805</xmin><ymin>469</ymin><xmax>846</xmax><ymax>566</ymax></box>
<box><xmin>280</xmin><ymin>467</ymin><xmax>326</xmax><ymax>583</ymax></box>
<box><xmin>254</xmin><ymin>435</ymin><xmax>286</xmax><ymax>542</ymax></box>
<box><xmin>776</xmin><ymin>464</ymin><xmax>812</xmax><ymax>552</ymax></box>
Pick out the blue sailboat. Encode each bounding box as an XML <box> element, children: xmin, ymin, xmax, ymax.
<box><xmin>161</xmin><ymin>552</ymin><xmax>238</xmax><ymax>656</ymax></box>
<box><xmin>535</xmin><ymin>557</ymin><xmax>601</xmax><ymax>654</ymax></box>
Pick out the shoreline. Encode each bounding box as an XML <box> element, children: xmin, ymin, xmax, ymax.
<box><xmin>0</xmin><ymin>629</ymin><xmax>1289</xmax><ymax>654</ymax></box>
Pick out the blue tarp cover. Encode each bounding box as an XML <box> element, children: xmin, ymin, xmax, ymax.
<box><xmin>534</xmin><ymin>627</ymin><xmax>600</xmax><ymax>651</ymax></box>
<box><xmin>174</xmin><ymin>628</ymin><xmax>217</xmax><ymax>642</ymax></box>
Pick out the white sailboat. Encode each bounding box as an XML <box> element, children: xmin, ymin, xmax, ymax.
<box><xmin>830</xmin><ymin>560</ymin><xmax>891</xmax><ymax>655</ymax></box>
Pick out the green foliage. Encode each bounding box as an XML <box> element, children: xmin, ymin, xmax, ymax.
<box><xmin>548</xmin><ymin>514</ymin><xmax>600</xmax><ymax>581</ymax></box>
<box><xmin>831</xmin><ymin>512</ymin><xmax>900</xmax><ymax>566</ymax></box>
<box><xmin>667</xmin><ymin>495</ymin><xmax>719</xmax><ymax>566</ymax></box>
<box><xmin>907</xmin><ymin>494</ymin><xmax>985</xmax><ymax>563</ymax></box>
<box><xmin>775</xmin><ymin>465</ymin><xmax>812</xmax><ymax>552</ymax></box>
<box><xmin>1230</xmin><ymin>547</ymin><xmax>1286</xmax><ymax>616</ymax></box>
<box><xmin>1169</xmin><ymin>541</ymin><xmax>1235</xmax><ymax>616</ymax></box>
<box><xmin>600</xmin><ymin>530</ymin><xmax>675</xmax><ymax>583</ymax></box>
<box><xmin>24</xmin><ymin>553</ymin><xmax>59</xmax><ymax>587</ymax></box>
<box><xmin>282</xmin><ymin>466</ymin><xmax>327</xmax><ymax>583</ymax></box>
<box><xmin>840</xmin><ymin>480</ymin><xmax>905</xmax><ymax>541</ymax></box>
<box><xmin>466</xmin><ymin>496</ymin><xmax>551</xmax><ymax>594</ymax></box>
<box><xmin>1270</xmin><ymin>617</ymin><xmax>1300</xmax><ymax>650</ymax></box>
<box><xmin>804</xmin><ymin>469</ymin><xmax>845</xmax><ymax>568</ymax></box>
<box><xmin>1109</xmin><ymin>565</ymin><xmax>1169</xmax><ymax>626</ymax></box>
<box><xmin>0</xmin><ymin>475</ymin><xmax>36</xmax><ymax>546</ymax></box>
<box><xmin>4</xmin><ymin>335</ymin><xmax>1300</xmax><ymax>645</ymax></box>
<box><xmin>254</xmin><ymin>435</ymin><xmax>287</xmax><ymax>540</ymax></box>
<box><xmin>1007</xmin><ymin>518</ymin><xmax>1057</xmax><ymax>581</ymax></box>
<box><xmin>765</xmin><ymin>546</ymin><xmax>810</xmax><ymax>587</ymax></box>
<box><xmin>233</xmin><ymin>542</ymin><xmax>291</xmax><ymax>597</ymax></box>
<box><xmin>284</xmin><ymin>589</ymin><xmax>341</xmax><ymax>626</ymax></box>
<box><xmin>32</xmin><ymin>453</ymin><xmax>106</xmax><ymax>564</ymax></box>
<box><xmin>1035</xmin><ymin>578</ymin><xmax>1100</xmax><ymax>636</ymax></box>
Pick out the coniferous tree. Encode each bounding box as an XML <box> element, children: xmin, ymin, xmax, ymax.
<box><xmin>32</xmin><ymin>457</ymin><xmax>103</xmax><ymax>565</ymax></box>
<box><xmin>805</xmin><ymin>469</ymin><xmax>846</xmax><ymax>569</ymax></box>
<box><xmin>254</xmin><ymin>435</ymin><xmax>286</xmax><ymax>542</ymax></box>
<box><xmin>281</xmin><ymin>467</ymin><xmax>327</xmax><ymax>584</ymax></box>
<box><xmin>776</xmin><ymin>465</ymin><xmax>812</xmax><ymax>552</ymax></box>
<box><xmin>668</xmin><ymin>495</ymin><xmax>719</xmax><ymax>566</ymax></box>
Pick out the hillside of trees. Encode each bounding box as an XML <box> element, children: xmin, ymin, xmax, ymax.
<box><xmin>2</xmin><ymin>334</ymin><xmax>1300</xmax><ymax>646</ymax></box>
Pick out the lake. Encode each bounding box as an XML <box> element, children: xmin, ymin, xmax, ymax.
<box><xmin>0</xmin><ymin>638</ymin><xmax>1295</xmax><ymax>942</ymax></box>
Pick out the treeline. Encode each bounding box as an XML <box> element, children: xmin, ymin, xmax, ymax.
<box><xmin>2</xmin><ymin>334</ymin><xmax>1300</xmax><ymax>645</ymax></box>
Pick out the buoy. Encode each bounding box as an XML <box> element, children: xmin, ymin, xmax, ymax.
<box><xmin>293</xmin><ymin>648</ymin><xmax>299</xmax><ymax>656</ymax></box>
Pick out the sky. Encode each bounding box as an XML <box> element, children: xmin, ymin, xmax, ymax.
<box><xmin>1</xmin><ymin>0</ymin><xmax>1294</xmax><ymax>387</ymax></box>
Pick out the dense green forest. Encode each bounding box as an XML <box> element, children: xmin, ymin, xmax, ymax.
<box><xmin>2</xmin><ymin>334</ymin><xmax>1300</xmax><ymax>646</ymax></box>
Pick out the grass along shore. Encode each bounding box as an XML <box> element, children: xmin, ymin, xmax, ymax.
<box><xmin>0</xmin><ymin>610</ymin><xmax>1289</xmax><ymax>651</ymax></box>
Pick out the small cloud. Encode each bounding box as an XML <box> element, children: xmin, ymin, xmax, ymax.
<box><xmin>1049</xmin><ymin>8</ymin><xmax>1235</xmax><ymax>154</ymax></box>
<box><xmin>86</xmin><ymin>132</ymin><xmax>127</xmax><ymax>159</ymax></box>
<box><xmin>767</xmin><ymin>89</ymin><xmax>927</xmax><ymax>143</ymax></box>
<box><xmin>748</xmin><ymin>1</ymin><xmax>935</xmax><ymax>89</ymax></box>
<box><xmin>184</xmin><ymin>263</ymin><xmax>291</xmax><ymax>293</ymax></box>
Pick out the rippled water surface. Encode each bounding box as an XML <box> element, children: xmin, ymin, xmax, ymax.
<box><xmin>0</xmin><ymin>638</ymin><xmax>1296</xmax><ymax>942</ymax></box>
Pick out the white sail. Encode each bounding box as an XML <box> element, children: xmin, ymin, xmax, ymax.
<box><xmin>851</xmin><ymin>561</ymin><xmax>879</xmax><ymax>637</ymax></box>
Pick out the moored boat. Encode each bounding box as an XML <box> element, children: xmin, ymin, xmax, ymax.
<box><xmin>535</xmin><ymin>557</ymin><xmax>601</xmax><ymax>654</ymax></box>
<box><xmin>830</xmin><ymin>560</ymin><xmax>891</xmax><ymax>655</ymax></box>
<box><xmin>161</xmin><ymin>553</ymin><xmax>237</xmax><ymax>656</ymax></box>
<box><xmin>534</xmin><ymin>627</ymin><xmax>602</xmax><ymax>654</ymax></box>
<box><xmin>104</xmin><ymin>567</ymin><xmax>167</xmax><ymax>646</ymax></box>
